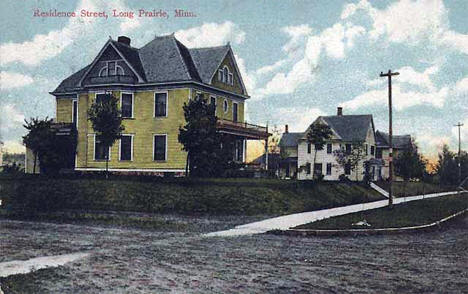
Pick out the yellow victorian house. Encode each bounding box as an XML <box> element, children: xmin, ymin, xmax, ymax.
<box><xmin>27</xmin><ymin>34</ymin><xmax>268</xmax><ymax>175</ymax></box>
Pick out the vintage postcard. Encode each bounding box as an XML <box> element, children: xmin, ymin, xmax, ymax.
<box><xmin>0</xmin><ymin>0</ymin><xmax>467</xmax><ymax>293</ymax></box>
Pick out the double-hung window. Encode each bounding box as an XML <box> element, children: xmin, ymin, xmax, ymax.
<box><xmin>327</xmin><ymin>143</ymin><xmax>332</xmax><ymax>154</ymax></box>
<box><xmin>120</xmin><ymin>135</ymin><xmax>133</xmax><ymax>161</ymax></box>
<box><xmin>154</xmin><ymin>135</ymin><xmax>167</xmax><ymax>161</ymax></box>
<box><xmin>121</xmin><ymin>93</ymin><xmax>133</xmax><ymax>118</ymax></box>
<box><xmin>307</xmin><ymin>143</ymin><xmax>311</xmax><ymax>154</ymax></box>
<box><xmin>154</xmin><ymin>92</ymin><xmax>167</xmax><ymax>117</ymax></box>
<box><xmin>94</xmin><ymin>135</ymin><xmax>109</xmax><ymax>161</ymax></box>
<box><xmin>96</xmin><ymin>93</ymin><xmax>108</xmax><ymax>104</ymax></box>
<box><xmin>326</xmin><ymin>163</ymin><xmax>332</xmax><ymax>175</ymax></box>
<box><xmin>233</xmin><ymin>102</ymin><xmax>238</xmax><ymax>122</ymax></box>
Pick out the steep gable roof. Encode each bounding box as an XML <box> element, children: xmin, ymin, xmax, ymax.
<box><xmin>375</xmin><ymin>130</ymin><xmax>412</xmax><ymax>149</ymax></box>
<box><xmin>313</xmin><ymin>115</ymin><xmax>374</xmax><ymax>142</ymax></box>
<box><xmin>279</xmin><ymin>132</ymin><xmax>303</xmax><ymax>148</ymax></box>
<box><xmin>52</xmin><ymin>34</ymin><xmax>246</xmax><ymax>95</ymax></box>
<box><xmin>138</xmin><ymin>35</ymin><xmax>201</xmax><ymax>83</ymax></box>
<box><xmin>110</xmin><ymin>40</ymin><xmax>146</xmax><ymax>81</ymax></box>
<box><xmin>189</xmin><ymin>45</ymin><xmax>230</xmax><ymax>84</ymax></box>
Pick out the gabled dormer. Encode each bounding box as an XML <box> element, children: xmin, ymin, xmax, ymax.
<box><xmin>79</xmin><ymin>37</ymin><xmax>145</xmax><ymax>86</ymax></box>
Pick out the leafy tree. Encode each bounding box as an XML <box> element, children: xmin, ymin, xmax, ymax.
<box><xmin>23</xmin><ymin>117</ymin><xmax>77</xmax><ymax>174</ymax></box>
<box><xmin>334</xmin><ymin>140</ymin><xmax>367</xmax><ymax>181</ymax></box>
<box><xmin>394</xmin><ymin>140</ymin><xmax>427</xmax><ymax>181</ymax></box>
<box><xmin>306</xmin><ymin>122</ymin><xmax>332</xmax><ymax>179</ymax></box>
<box><xmin>23</xmin><ymin>117</ymin><xmax>54</xmax><ymax>173</ymax></box>
<box><xmin>436</xmin><ymin>145</ymin><xmax>467</xmax><ymax>186</ymax></box>
<box><xmin>178</xmin><ymin>95</ymin><xmax>227</xmax><ymax>177</ymax></box>
<box><xmin>88</xmin><ymin>93</ymin><xmax>124</xmax><ymax>176</ymax></box>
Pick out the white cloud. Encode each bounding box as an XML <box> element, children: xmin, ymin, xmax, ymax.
<box><xmin>282</xmin><ymin>24</ymin><xmax>313</xmax><ymax>55</ymax></box>
<box><xmin>174</xmin><ymin>21</ymin><xmax>245</xmax><ymax>48</ymax></box>
<box><xmin>0</xmin><ymin>72</ymin><xmax>34</xmax><ymax>89</ymax></box>
<box><xmin>256</xmin><ymin>60</ymin><xmax>287</xmax><ymax>75</ymax></box>
<box><xmin>396</xmin><ymin>65</ymin><xmax>439</xmax><ymax>91</ymax></box>
<box><xmin>417</xmin><ymin>133</ymin><xmax>451</xmax><ymax>152</ymax></box>
<box><xmin>276</xmin><ymin>107</ymin><xmax>325</xmax><ymax>132</ymax></box>
<box><xmin>255</xmin><ymin>22</ymin><xmax>364</xmax><ymax>99</ymax></box>
<box><xmin>0</xmin><ymin>104</ymin><xmax>25</xmax><ymax>132</ymax></box>
<box><xmin>342</xmin><ymin>0</ymin><xmax>468</xmax><ymax>54</ymax></box>
<box><xmin>453</xmin><ymin>77</ymin><xmax>468</xmax><ymax>94</ymax></box>
<box><xmin>341</xmin><ymin>84</ymin><xmax>448</xmax><ymax>111</ymax></box>
<box><xmin>0</xmin><ymin>0</ymin><xmax>139</xmax><ymax>66</ymax></box>
<box><xmin>2</xmin><ymin>140</ymin><xmax>25</xmax><ymax>154</ymax></box>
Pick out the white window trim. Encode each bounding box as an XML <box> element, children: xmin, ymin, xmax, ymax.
<box><xmin>95</xmin><ymin>91</ymin><xmax>112</xmax><ymax>102</ymax></box>
<box><xmin>223</xmin><ymin>98</ymin><xmax>229</xmax><ymax>113</ymax></box>
<box><xmin>120</xmin><ymin>91</ymin><xmax>134</xmax><ymax>118</ymax></box>
<box><xmin>154</xmin><ymin>91</ymin><xmax>168</xmax><ymax>118</ymax></box>
<box><xmin>153</xmin><ymin>134</ymin><xmax>168</xmax><ymax>161</ymax></box>
<box><xmin>228</xmin><ymin>73</ymin><xmax>234</xmax><ymax>85</ymax></box>
<box><xmin>232</xmin><ymin>102</ymin><xmax>238</xmax><ymax>121</ymax></box>
<box><xmin>71</xmin><ymin>98</ymin><xmax>78</xmax><ymax>125</ymax></box>
<box><xmin>93</xmin><ymin>134</ymin><xmax>111</xmax><ymax>161</ymax></box>
<box><xmin>119</xmin><ymin>134</ymin><xmax>134</xmax><ymax>161</ymax></box>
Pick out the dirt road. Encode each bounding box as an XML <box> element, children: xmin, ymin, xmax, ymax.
<box><xmin>1</xmin><ymin>215</ymin><xmax>467</xmax><ymax>293</ymax></box>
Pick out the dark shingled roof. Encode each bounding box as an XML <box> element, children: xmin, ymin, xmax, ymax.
<box><xmin>53</xmin><ymin>65</ymin><xmax>91</xmax><ymax>93</ymax></box>
<box><xmin>279</xmin><ymin>132</ymin><xmax>303</xmax><ymax>148</ymax></box>
<box><xmin>52</xmin><ymin>35</ymin><xmax>232</xmax><ymax>94</ymax></box>
<box><xmin>321</xmin><ymin>115</ymin><xmax>373</xmax><ymax>142</ymax></box>
<box><xmin>375</xmin><ymin>130</ymin><xmax>412</xmax><ymax>149</ymax></box>
<box><xmin>110</xmin><ymin>40</ymin><xmax>146</xmax><ymax>81</ymax></box>
<box><xmin>189</xmin><ymin>45</ymin><xmax>230</xmax><ymax>84</ymax></box>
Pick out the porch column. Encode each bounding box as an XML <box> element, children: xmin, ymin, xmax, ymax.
<box><xmin>264</xmin><ymin>138</ymin><xmax>269</xmax><ymax>170</ymax></box>
<box><xmin>243</xmin><ymin>139</ymin><xmax>246</xmax><ymax>163</ymax></box>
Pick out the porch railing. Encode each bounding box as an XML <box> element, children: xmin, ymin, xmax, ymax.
<box><xmin>217</xmin><ymin>119</ymin><xmax>268</xmax><ymax>134</ymax></box>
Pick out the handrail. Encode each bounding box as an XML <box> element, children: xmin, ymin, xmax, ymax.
<box><xmin>217</xmin><ymin>119</ymin><xmax>268</xmax><ymax>133</ymax></box>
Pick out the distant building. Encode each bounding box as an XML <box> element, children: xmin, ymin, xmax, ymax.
<box><xmin>296</xmin><ymin>107</ymin><xmax>381</xmax><ymax>181</ymax></box>
<box><xmin>278</xmin><ymin>125</ymin><xmax>301</xmax><ymax>179</ymax></box>
<box><xmin>375</xmin><ymin>130</ymin><xmax>412</xmax><ymax>180</ymax></box>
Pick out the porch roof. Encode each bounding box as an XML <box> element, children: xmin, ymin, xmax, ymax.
<box><xmin>217</xmin><ymin>119</ymin><xmax>270</xmax><ymax>139</ymax></box>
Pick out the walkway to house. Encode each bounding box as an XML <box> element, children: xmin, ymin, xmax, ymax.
<box><xmin>205</xmin><ymin>190</ymin><xmax>464</xmax><ymax>237</ymax></box>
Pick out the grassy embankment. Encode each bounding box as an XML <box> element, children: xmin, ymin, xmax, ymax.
<box><xmin>0</xmin><ymin>175</ymin><xmax>384</xmax><ymax>218</ymax></box>
<box><xmin>376</xmin><ymin>181</ymin><xmax>457</xmax><ymax>197</ymax></box>
<box><xmin>295</xmin><ymin>193</ymin><xmax>468</xmax><ymax>230</ymax></box>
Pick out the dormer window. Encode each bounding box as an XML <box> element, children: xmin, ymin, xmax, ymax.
<box><xmin>99</xmin><ymin>60</ymin><xmax>125</xmax><ymax>77</ymax></box>
<box><xmin>218</xmin><ymin>66</ymin><xmax>234</xmax><ymax>85</ymax></box>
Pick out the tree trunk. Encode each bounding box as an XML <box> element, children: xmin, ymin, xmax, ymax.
<box><xmin>33</xmin><ymin>152</ymin><xmax>37</xmax><ymax>174</ymax></box>
<box><xmin>105</xmin><ymin>155</ymin><xmax>109</xmax><ymax>179</ymax></box>
<box><xmin>312</xmin><ymin>149</ymin><xmax>317</xmax><ymax>180</ymax></box>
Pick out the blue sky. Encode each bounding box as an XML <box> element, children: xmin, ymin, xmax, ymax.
<box><xmin>0</xmin><ymin>0</ymin><xmax>466</xmax><ymax>158</ymax></box>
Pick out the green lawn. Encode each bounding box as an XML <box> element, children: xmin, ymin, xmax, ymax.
<box><xmin>375</xmin><ymin>181</ymin><xmax>456</xmax><ymax>197</ymax></box>
<box><xmin>0</xmin><ymin>175</ymin><xmax>384</xmax><ymax>217</ymax></box>
<box><xmin>294</xmin><ymin>193</ymin><xmax>468</xmax><ymax>230</ymax></box>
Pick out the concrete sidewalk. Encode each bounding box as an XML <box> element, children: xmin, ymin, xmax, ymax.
<box><xmin>205</xmin><ymin>190</ymin><xmax>464</xmax><ymax>237</ymax></box>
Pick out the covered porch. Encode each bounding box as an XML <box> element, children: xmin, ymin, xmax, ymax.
<box><xmin>217</xmin><ymin>119</ymin><xmax>270</xmax><ymax>167</ymax></box>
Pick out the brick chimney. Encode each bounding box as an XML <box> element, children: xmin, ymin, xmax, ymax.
<box><xmin>285</xmin><ymin>124</ymin><xmax>289</xmax><ymax>133</ymax></box>
<box><xmin>117</xmin><ymin>36</ymin><xmax>131</xmax><ymax>46</ymax></box>
<box><xmin>337</xmin><ymin>107</ymin><xmax>343</xmax><ymax>116</ymax></box>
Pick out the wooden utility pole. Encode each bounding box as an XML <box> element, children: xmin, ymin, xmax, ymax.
<box><xmin>454</xmin><ymin>122</ymin><xmax>464</xmax><ymax>186</ymax></box>
<box><xmin>380</xmin><ymin>70</ymin><xmax>399</xmax><ymax>207</ymax></box>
